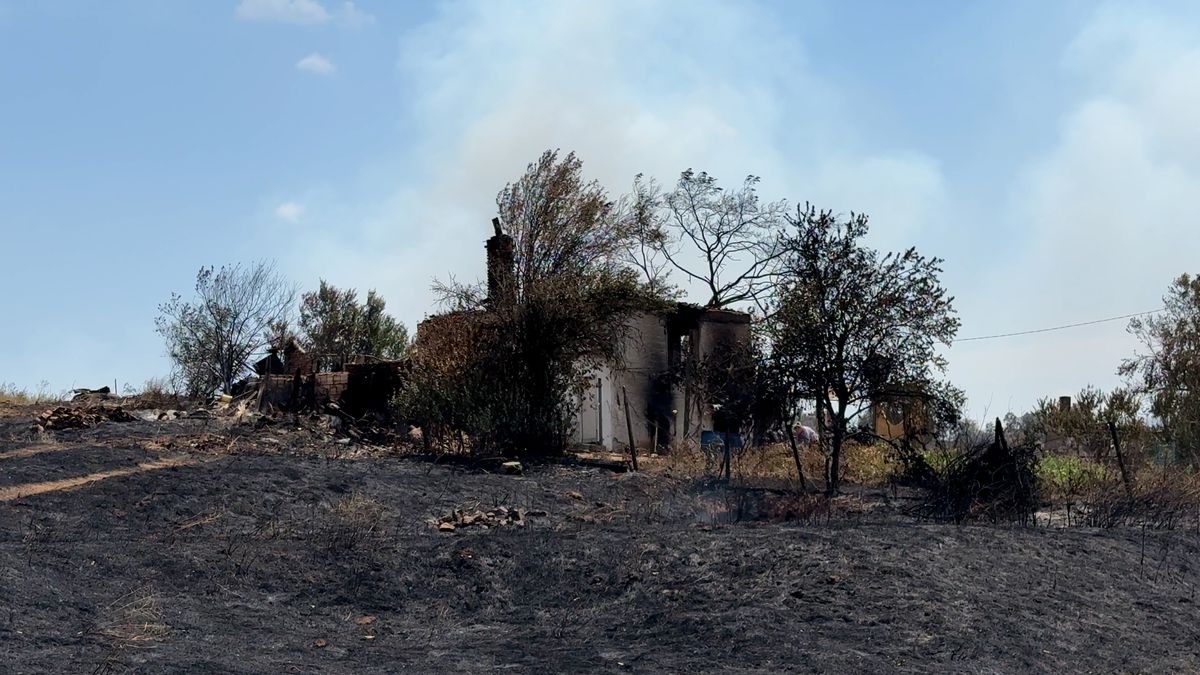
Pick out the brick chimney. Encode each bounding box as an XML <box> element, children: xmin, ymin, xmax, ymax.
<box><xmin>486</xmin><ymin>217</ymin><xmax>515</xmax><ymax>308</ymax></box>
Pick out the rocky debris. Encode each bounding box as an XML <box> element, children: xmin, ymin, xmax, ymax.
<box><xmin>433</xmin><ymin>506</ymin><xmax>545</xmax><ymax>532</ymax></box>
<box><xmin>135</xmin><ymin>409</ymin><xmax>208</xmax><ymax>422</ymax></box>
<box><xmin>128</xmin><ymin>394</ymin><xmax>394</xmax><ymax>449</ymax></box>
<box><xmin>322</xmin><ymin>403</ymin><xmax>394</xmax><ymax>444</ymax></box>
<box><xmin>34</xmin><ymin>405</ymin><xmax>135</xmax><ymax>431</ymax></box>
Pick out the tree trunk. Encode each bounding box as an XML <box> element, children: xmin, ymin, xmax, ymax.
<box><xmin>827</xmin><ymin>428</ymin><xmax>842</xmax><ymax>496</ymax></box>
<box><xmin>826</xmin><ymin>398</ymin><xmax>847</xmax><ymax>497</ymax></box>
<box><xmin>816</xmin><ymin>401</ymin><xmax>829</xmax><ymax>485</ymax></box>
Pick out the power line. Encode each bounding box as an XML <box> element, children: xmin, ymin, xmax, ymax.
<box><xmin>953</xmin><ymin>309</ymin><xmax>1163</xmax><ymax>343</ymax></box>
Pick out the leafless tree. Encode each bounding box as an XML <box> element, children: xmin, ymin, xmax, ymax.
<box><xmin>156</xmin><ymin>261</ymin><xmax>296</xmax><ymax>396</ymax></box>
<box><xmin>622</xmin><ymin>175</ymin><xmax>678</xmax><ymax>299</ymax></box>
<box><xmin>635</xmin><ymin>169</ymin><xmax>787</xmax><ymax>311</ymax></box>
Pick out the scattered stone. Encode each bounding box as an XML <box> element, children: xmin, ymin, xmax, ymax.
<box><xmin>501</xmin><ymin>461</ymin><xmax>523</xmax><ymax>475</ymax></box>
<box><xmin>432</xmin><ymin>506</ymin><xmax>532</xmax><ymax>531</ymax></box>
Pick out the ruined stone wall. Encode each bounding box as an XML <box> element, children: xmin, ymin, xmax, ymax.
<box><xmin>257</xmin><ymin>372</ymin><xmax>352</xmax><ymax>411</ymax></box>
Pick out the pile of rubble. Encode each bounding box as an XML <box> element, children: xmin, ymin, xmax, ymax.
<box><xmin>35</xmin><ymin>406</ymin><xmax>136</xmax><ymax>432</ymax></box>
<box><xmin>70</xmin><ymin>386</ymin><xmax>113</xmax><ymax>402</ymax></box>
<box><xmin>433</xmin><ymin>506</ymin><xmax>546</xmax><ymax>532</ymax></box>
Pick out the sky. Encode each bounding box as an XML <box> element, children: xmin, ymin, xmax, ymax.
<box><xmin>2</xmin><ymin>0</ymin><xmax>1199</xmax><ymax>420</ymax></box>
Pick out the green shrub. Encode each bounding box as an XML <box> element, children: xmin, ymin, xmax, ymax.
<box><xmin>1036</xmin><ymin>454</ymin><xmax>1105</xmax><ymax>498</ymax></box>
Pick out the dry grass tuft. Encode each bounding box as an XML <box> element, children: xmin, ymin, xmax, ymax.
<box><xmin>123</xmin><ymin>377</ymin><xmax>185</xmax><ymax>410</ymax></box>
<box><xmin>646</xmin><ymin>440</ymin><xmax>898</xmax><ymax>489</ymax></box>
<box><xmin>1077</xmin><ymin>468</ymin><xmax>1200</xmax><ymax>530</ymax></box>
<box><xmin>324</xmin><ymin>493</ymin><xmax>388</xmax><ymax>553</ymax></box>
<box><xmin>93</xmin><ymin>586</ymin><xmax>170</xmax><ymax>649</ymax></box>
<box><xmin>0</xmin><ymin>381</ymin><xmax>58</xmax><ymax>406</ymax></box>
<box><xmin>89</xmin><ymin>587</ymin><xmax>169</xmax><ymax>674</ymax></box>
<box><xmin>762</xmin><ymin>492</ymin><xmax>878</xmax><ymax>524</ymax></box>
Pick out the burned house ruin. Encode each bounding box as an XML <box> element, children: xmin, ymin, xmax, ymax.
<box><xmin>574</xmin><ymin>305</ymin><xmax>750</xmax><ymax>451</ymax></box>
<box><xmin>253</xmin><ymin>337</ymin><xmax>406</xmax><ymax>418</ymax></box>
<box><xmin>416</xmin><ymin>219</ymin><xmax>752</xmax><ymax>453</ymax></box>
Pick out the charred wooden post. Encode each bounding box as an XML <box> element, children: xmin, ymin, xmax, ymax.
<box><xmin>1108</xmin><ymin>418</ymin><xmax>1133</xmax><ymax>499</ymax></box>
<box><xmin>622</xmin><ymin>386</ymin><xmax>638</xmax><ymax>471</ymax></box>
<box><xmin>722</xmin><ymin>431</ymin><xmax>732</xmax><ymax>482</ymax></box>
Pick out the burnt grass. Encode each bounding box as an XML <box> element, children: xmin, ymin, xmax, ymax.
<box><xmin>2</xmin><ymin>413</ymin><xmax>1200</xmax><ymax>673</ymax></box>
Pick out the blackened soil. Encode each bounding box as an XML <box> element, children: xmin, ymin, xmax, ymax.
<box><xmin>2</xmin><ymin>419</ymin><xmax>1200</xmax><ymax>673</ymax></box>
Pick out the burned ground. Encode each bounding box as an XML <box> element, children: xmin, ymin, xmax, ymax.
<box><xmin>1</xmin><ymin>407</ymin><xmax>1199</xmax><ymax>673</ymax></box>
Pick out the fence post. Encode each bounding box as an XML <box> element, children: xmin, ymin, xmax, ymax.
<box><xmin>1108</xmin><ymin>418</ymin><xmax>1133</xmax><ymax>499</ymax></box>
<box><xmin>622</xmin><ymin>386</ymin><xmax>638</xmax><ymax>471</ymax></box>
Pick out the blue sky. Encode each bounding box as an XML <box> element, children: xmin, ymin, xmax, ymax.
<box><xmin>2</xmin><ymin>0</ymin><xmax>1199</xmax><ymax>419</ymax></box>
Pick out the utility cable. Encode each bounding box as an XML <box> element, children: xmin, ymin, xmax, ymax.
<box><xmin>953</xmin><ymin>309</ymin><xmax>1163</xmax><ymax>343</ymax></box>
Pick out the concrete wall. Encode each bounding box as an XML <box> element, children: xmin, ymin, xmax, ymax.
<box><xmin>573</xmin><ymin>306</ymin><xmax>752</xmax><ymax>452</ymax></box>
<box><xmin>573</xmin><ymin>312</ymin><xmax>671</xmax><ymax>451</ymax></box>
<box><xmin>691</xmin><ymin>309</ymin><xmax>752</xmax><ymax>437</ymax></box>
<box><xmin>614</xmin><ymin>312</ymin><xmax>673</xmax><ymax>450</ymax></box>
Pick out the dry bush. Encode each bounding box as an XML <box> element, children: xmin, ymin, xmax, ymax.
<box><xmin>410</xmin><ymin>150</ymin><xmax>661</xmax><ymax>458</ymax></box>
<box><xmin>0</xmin><ymin>381</ymin><xmax>57</xmax><ymax>406</ymax></box>
<box><xmin>911</xmin><ymin>423</ymin><xmax>1039</xmax><ymax>524</ymax></box>
<box><xmin>1077</xmin><ymin>469</ymin><xmax>1200</xmax><ymax>530</ymax></box>
<box><xmin>649</xmin><ymin>439</ymin><xmax>897</xmax><ymax>490</ymax></box>
<box><xmin>839</xmin><ymin>441</ymin><xmax>898</xmax><ymax>486</ymax></box>
<box><xmin>125</xmin><ymin>377</ymin><xmax>184</xmax><ymax>410</ymax></box>
<box><xmin>648</xmin><ymin>441</ymin><xmax>710</xmax><ymax>478</ymax></box>
<box><xmin>733</xmin><ymin>443</ymin><xmax>801</xmax><ymax>484</ymax></box>
<box><xmin>323</xmin><ymin>492</ymin><xmax>387</xmax><ymax>554</ymax></box>
<box><xmin>651</xmin><ymin>442</ymin><xmax>805</xmax><ymax>485</ymax></box>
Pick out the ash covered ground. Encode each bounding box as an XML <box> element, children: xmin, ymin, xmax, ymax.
<box><xmin>1</xmin><ymin>404</ymin><xmax>1199</xmax><ymax>673</ymax></box>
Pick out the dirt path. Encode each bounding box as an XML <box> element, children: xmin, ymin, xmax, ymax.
<box><xmin>0</xmin><ymin>455</ymin><xmax>196</xmax><ymax>501</ymax></box>
<box><xmin>0</xmin><ymin>443</ymin><xmax>73</xmax><ymax>461</ymax></box>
